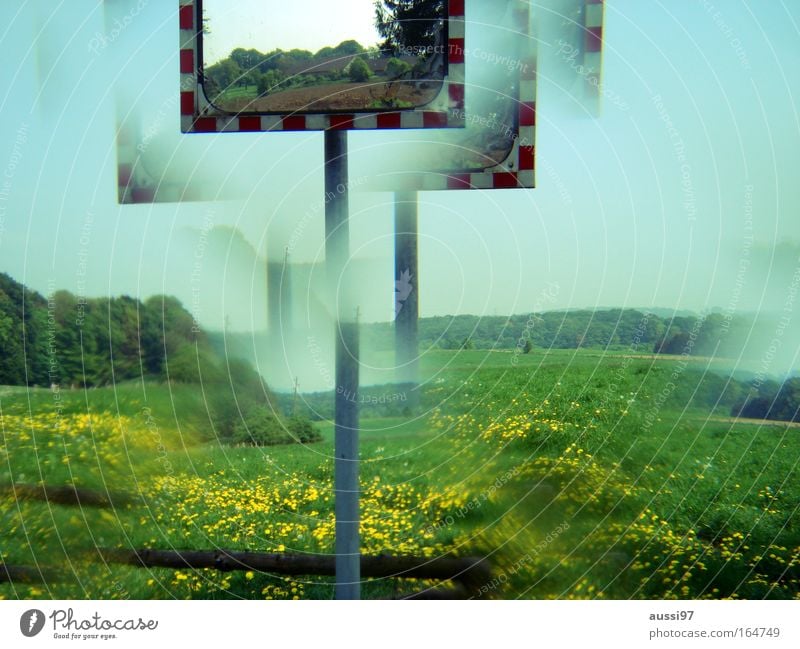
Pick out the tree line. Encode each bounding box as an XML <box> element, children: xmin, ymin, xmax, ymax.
<box><xmin>356</xmin><ymin>309</ymin><xmax>792</xmax><ymax>363</ymax></box>
<box><xmin>358</xmin><ymin>309</ymin><xmax>731</xmax><ymax>355</ymax></box>
<box><xmin>204</xmin><ymin>40</ymin><xmax>372</xmax><ymax>99</ymax></box>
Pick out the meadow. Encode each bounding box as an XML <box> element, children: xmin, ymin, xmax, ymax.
<box><xmin>1</xmin><ymin>349</ymin><xmax>798</xmax><ymax>600</ymax></box>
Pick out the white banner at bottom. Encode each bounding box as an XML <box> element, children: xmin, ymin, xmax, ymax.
<box><xmin>0</xmin><ymin>600</ymin><xmax>797</xmax><ymax>648</ymax></box>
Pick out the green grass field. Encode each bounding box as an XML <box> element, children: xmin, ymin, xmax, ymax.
<box><xmin>1</xmin><ymin>349</ymin><xmax>798</xmax><ymax>600</ymax></box>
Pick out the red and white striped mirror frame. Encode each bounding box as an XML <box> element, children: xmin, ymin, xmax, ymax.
<box><xmin>367</xmin><ymin>0</ymin><xmax>535</xmax><ymax>192</ymax></box>
<box><xmin>582</xmin><ymin>0</ymin><xmax>605</xmax><ymax>107</ymax></box>
<box><xmin>179</xmin><ymin>0</ymin><xmax>467</xmax><ymax>133</ymax></box>
<box><xmin>410</xmin><ymin>0</ymin><xmax>604</xmax><ymax>190</ymax></box>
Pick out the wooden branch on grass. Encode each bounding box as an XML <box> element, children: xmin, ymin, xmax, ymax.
<box><xmin>396</xmin><ymin>584</ymin><xmax>470</xmax><ymax>600</ymax></box>
<box><xmin>101</xmin><ymin>548</ymin><xmax>491</xmax><ymax>594</ymax></box>
<box><xmin>0</xmin><ymin>563</ymin><xmax>61</xmax><ymax>584</ymax></box>
<box><xmin>0</xmin><ymin>483</ymin><xmax>134</xmax><ymax>508</ymax></box>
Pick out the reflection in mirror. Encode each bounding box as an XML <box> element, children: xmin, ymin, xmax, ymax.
<box><xmin>200</xmin><ymin>0</ymin><xmax>447</xmax><ymax>114</ymax></box>
<box><xmin>350</xmin><ymin>0</ymin><xmax>527</xmax><ymax>181</ymax></box>
<box><xmin>441</xmin><ymin>1</ymin><xmax>522</xmax><ymax>169</ymax></box>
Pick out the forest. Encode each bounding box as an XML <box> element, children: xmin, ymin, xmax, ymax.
<box><xmin>0</xmin><ymin>272</ymin><xmax>253</xmax><ymax>387</ymax></box>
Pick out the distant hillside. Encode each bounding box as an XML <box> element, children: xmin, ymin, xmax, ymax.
<box><xmin>209</xmin><ymin>307</ymin><xmax>798</xmax><ymax>423</ymax></box>
<box><xmin>0</xmin><ymin>274</ymin><xmax>331</xmax><ymax>444</ymax></box>
<box><xmin>211</xmin><ymin>307</ymin><xmax>795</xmax><ymax>367</ymax></box>
<box><xmin>354</xmin><ymin>309</ymin><xmax>772</xmax><ymax>360</ymax></box>
<box><xmin>0</xmin><ymin>272</ymin><xmax>262</xmax><ymax>393</ymax></box>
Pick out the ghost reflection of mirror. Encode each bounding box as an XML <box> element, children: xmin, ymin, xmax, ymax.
<box><xmin>200</xmin><ymin>0</ymin><xmax>448</xmax><ymax>114</ymax></box>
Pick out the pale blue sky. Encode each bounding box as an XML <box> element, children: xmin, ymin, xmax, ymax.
<box><xmin>0</xmin><ymin>0</ymin><xmax>798</xmax><ymax>332</ymax></box>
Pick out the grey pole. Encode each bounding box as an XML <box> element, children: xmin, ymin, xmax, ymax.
<box><xmin>394</xmin><ymin>191</ymin><xmax>419</xmax><ymax>409</ymax></box>
<box><xmin>267</xmin><ymin>247</ymin><xmax>292</xmax><ymax>380</ymax></box>
<box><xmin>324</xmin><ymin>129</ymin><xmax>360</xmax><ymax>600</ymax></box>
<box><xmin>280</xmin><ymin>246</ymin><xmax>292</xmax><ymax>333</ymax></box>
<box><xmin>267</xmin><ymin>259</ymin><xmax>281</xmax><ymax>335</ymax></box>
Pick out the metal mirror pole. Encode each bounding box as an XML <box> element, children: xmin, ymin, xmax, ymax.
<box><xmin>394</xmin><ymin>191</ymin><xmax>419</xmax><ymax>409</ymax></box>
<box><xmin>325</xmin><ymin>129</ymin><xmax>360</xmax><ymax>600</ymax></box>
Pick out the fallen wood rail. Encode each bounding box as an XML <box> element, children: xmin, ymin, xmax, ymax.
<box><xmin>101</xmin><ymin>549</ymin><xmax>491</xmax><ymax>596</ymax></box>
<box><xmin>397</xmin><ymin>584</ymin><xmax>470</xmax><ymax>600</ymax></box>
<box><xmin>1</xmin><ymin>483</ymin><xmax>134</xmax><ymax>508</ymax></box>
<box><xmin>0</xmin><ymin>564</ymin><xmax>62</xmax><ymax>584</ymax></box>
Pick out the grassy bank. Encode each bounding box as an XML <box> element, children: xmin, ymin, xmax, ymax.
<box><xmin>1</xmin><ymin>349</ymin><xmax>798</xmax><ymax>599</ymax></box>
